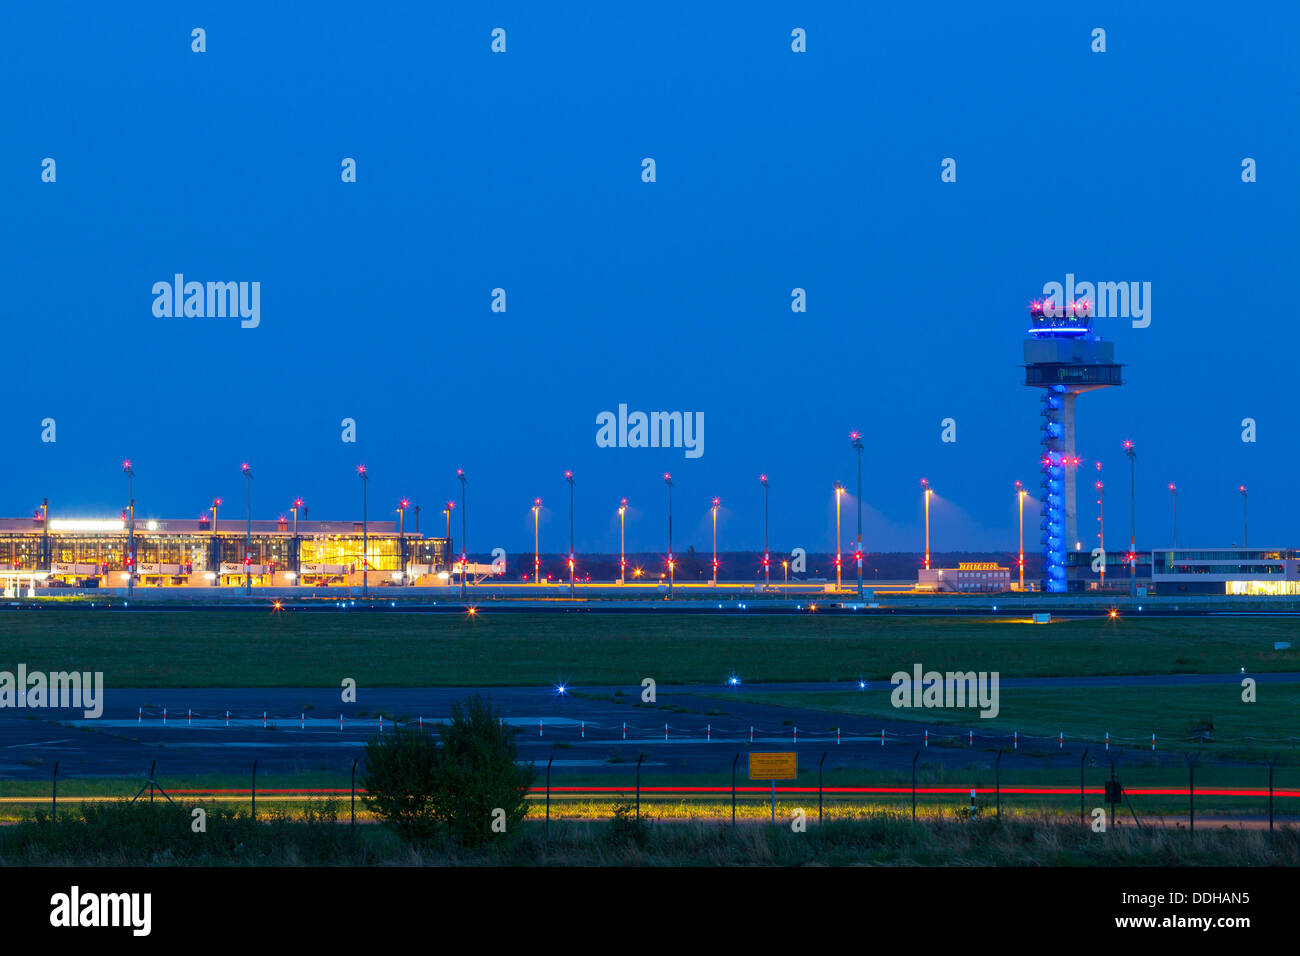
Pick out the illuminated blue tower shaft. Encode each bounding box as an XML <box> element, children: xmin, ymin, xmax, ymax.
<box><xmin>1038</xmin><ymin>389</ymin><xmax>1074</xmax><ymax>592</ymax></box>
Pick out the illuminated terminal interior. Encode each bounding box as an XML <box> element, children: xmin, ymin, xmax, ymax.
<box><xmin>0</xmin><ymin>516</ymin><xmax>449</xmax><ymax>588</ymax></box>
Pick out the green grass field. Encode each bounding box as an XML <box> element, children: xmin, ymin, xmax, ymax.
<box><xmin>2</xmin><ymin>611</ymin><xmax>1297</xmax><ymax>687</ymax></box>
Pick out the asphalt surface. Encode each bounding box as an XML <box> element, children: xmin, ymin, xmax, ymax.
<box><xmin>3</xmin><ymin>674</ymin><xmax>1297</xmax><ymax>782</ymax></box>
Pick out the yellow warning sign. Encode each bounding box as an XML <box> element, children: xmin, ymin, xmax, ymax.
<box><xmin>748</xmin><ymin>752</ymin><xmax>798</xmax><ymax>780</ymax></box>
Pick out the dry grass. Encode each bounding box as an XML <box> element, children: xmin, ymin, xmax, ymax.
<box><xmin>3</xmin><ymin>799</ymin><xmax>1297</xmax><ymax>866</ymax></box>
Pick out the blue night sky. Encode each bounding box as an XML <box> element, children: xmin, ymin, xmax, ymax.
<box><xmin>2</xmin><ymin>2</ymin><xmax>1295</xmax><ymax>557</ymax></box>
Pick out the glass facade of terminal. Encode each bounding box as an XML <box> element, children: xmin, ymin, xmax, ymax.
<box><xmin>0</xmin><ymin>521</ymin><xmax>449</xmax><ymax>587</ymax></box>
<box><xmin>1153</xmin><ymin>550</ymin><xmax>1292</xmax><ymax>574</ymax></box>
<box><xmin>1063</xmin><ymin>548</ymin><xmax>1300</xmax><ymax>594</ymax></box>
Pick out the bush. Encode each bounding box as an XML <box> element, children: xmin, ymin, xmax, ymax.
<box><xmin>361</xmin><ymin>695</ymin><xmax>534</xmax><ymax>848</ymax></box>
<box><xmin>607</xmin><ymin>801</ymin><xmax>649</xmax><ymax>847</ymax></box>
<box><xmin>432</xmin><ymin>695</ymin><xmax>535</xmax><ymax>848</ymax></box>
<box><xmin>360</xmin><ymin>727</ymin><xmax>443</xmax><ymax>844</ymax></box>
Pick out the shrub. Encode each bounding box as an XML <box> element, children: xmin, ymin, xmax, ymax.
<box><xmin>361</xmin><ymin>695</ymin><xmax>534</xmax><ymax>848</ymax></box>
<box><xmin>360</xmin><ymin>727</ymin><xmax>443</xmax><ymax>844</ymax></box>
<box><xmin>431</xmin><ymin>695</ymin><xmax>535</xmax><ymax>848</ymax></box>
<box><xmin>607</xmin><ymin>801</ymin><xmax>649</xmax><ymax>847</ymax></box>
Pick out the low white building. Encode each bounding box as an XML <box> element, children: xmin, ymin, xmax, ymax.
<box><xmin>918</xmin><ymin>562</ymin><xmax>1012</xmax><ymax>593</ymax></box>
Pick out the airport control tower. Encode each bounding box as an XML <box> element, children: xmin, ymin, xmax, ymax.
<box><xmin>1024</xmin><ymin>299</ymin><xmax>1123</xmax><ymax>592</ymax></box>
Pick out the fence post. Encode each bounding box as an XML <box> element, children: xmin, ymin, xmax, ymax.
<box><xmin>818</xmin><ymin>752</ymin><xmax>827</xmax><ymax>824</ymax></box>
<box><xmin>911</xmin><ymin>750</ymin><xmax>920</xmax><ymax>823</ymax></box>
<box><xmin>1184</xmin><ymin>751</ymin><xmax>1200</xmax><ymax>832</ymax></box>
<box><xmin>251</xmin><ymin>759</ymin><xmax>258</xmax><ymax>822</ymax></box>
<box><xmin>545</xmin><ymin>756</ymin><xmax>553</xmax><ymax>840</ymax></box>
<box><xmin>995</xmin><ymin>748</ymin><xmax>1005</xmax><ymax>820</ymax></box>
<box><xmin>51</xmin><ymin>762</ymin><xmax>59</xmax><ymax>821</ymax></box>
<box><xmin>733</xmin><ymin>754</ymin><xmax>743</xmax><ymax>832</ymax></box>
<box><xmin>635</xmin><ymin>753</ymin><xmax>645</xmax><ymax>822</ymax></box>
<box><xmin>149</xmin><ymin>759</ymin><xmax>156</xmax><ymax>804</ymax></box>
<box><xmin>1080</xmin><ymin>747</ymin><xmax>1089</xmax><ymax>826</ymax></box>
<box><xmin>350</xmin><ymin>758</ymin><xmax>358</xmax><ymax>832</ymax></box>
<box><xmin>1263</xmin><ymin>759</ymin><xmax>1274</xmax><ymax>832</ymax></box>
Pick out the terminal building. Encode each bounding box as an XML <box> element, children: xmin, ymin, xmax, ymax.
<box><xmin>1153</xmin><ymin>549</ymin><xmax>1300</xmax><ymax>595</ymax></box>
<box><xmin>0</xmin><ymin>515</ymin><xmax>450</xmax><ymax>590</ymax></box>
<box><xmin>918</xmin><ymin>562</ymin><xmax>1012</xmax><ymax>593</ymax></box>
<box><xmin>1066</xmin><ymin>548</ymin><xmax>1299</xmax><ymax>595</ymax></box>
